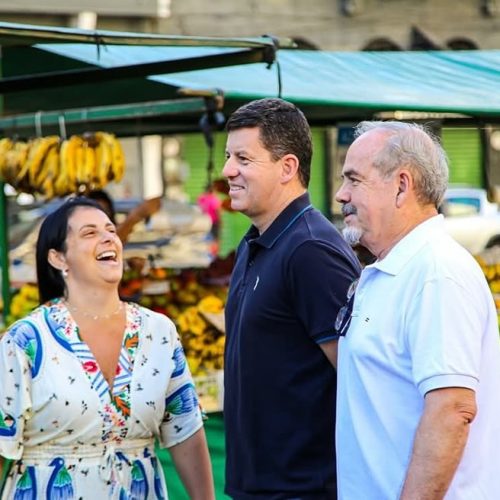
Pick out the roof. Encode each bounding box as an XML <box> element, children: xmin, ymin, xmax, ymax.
<box><xmin>0</xmin><ymin>21</ymin><xmax>287</xmax><ymax>48</ymax></box>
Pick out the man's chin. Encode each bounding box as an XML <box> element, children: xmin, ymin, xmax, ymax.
<box><xmin>342</xmin><ymin>226</ymin><xmax>363</xmax><ymax>247</ymax></box>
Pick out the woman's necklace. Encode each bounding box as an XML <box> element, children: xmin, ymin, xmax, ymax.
<box><xmin>64</xmin><ymin>300</ymin><xmax>124</xmax><ymax>321</ymax></box>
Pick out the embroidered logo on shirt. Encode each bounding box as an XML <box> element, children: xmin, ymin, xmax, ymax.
<box><xmin>253</xmin><ymin>276</ymin><xmax>260</xmax><ymax>291</ymax></box>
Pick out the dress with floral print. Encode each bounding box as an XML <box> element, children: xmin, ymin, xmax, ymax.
<box><xmin>0</xmin><ymin>300</ymin><xmax>202</xmax><ymax>499</ymax></box>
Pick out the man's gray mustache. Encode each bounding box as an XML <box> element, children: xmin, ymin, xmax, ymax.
<box><xmin>341</xmin><ymin>204</ymin><xmax>357</xmax><ymax>217</ymax></box>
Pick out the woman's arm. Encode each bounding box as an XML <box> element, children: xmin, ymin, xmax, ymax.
<box><xmin>169</xmin><ymin>427</ymin><xmax>215</xmax><ymax>500</ymax></box>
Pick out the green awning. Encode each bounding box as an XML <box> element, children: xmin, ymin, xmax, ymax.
<box><xmin>162</xmin><ymin>49</ymin><xmax>500</xmax><ymax>119</ymax></box>
<box><xmin>3</xmin><ymin>42</ymin><xmax>500</xmax><ymax>132</ymax></box>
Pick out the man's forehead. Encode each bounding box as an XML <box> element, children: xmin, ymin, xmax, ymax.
<box><xmin>226</xmin><ymin>127</ymin><xmax>263</xmax><ymax>150</ymax></box>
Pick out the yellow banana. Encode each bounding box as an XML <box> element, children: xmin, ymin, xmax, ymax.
<box><xmin>76</xmin><ymin>139</ymin><xmax>96</xmax><ymax>188</ymax></box>
<box><xmin>7</xmin><ymin>141</ymin><xmax>29</xmax><ymax>188</ymax></box>
<box><xmin>27</xmin><ymin>135</ymin><xmax>59</xmax><ymax>186</ymax></box>
<box><xmin>108</xmin><ymin>133</ymin><xmax>125</xmax><ymax>183</ymax></box>
<box><xmin>56</xmin><ymin>135</ymin><xmax>82</xmax><ymax>195</ymax></box>
<box><xmin>35</xmin><ymin>143</ymin><xmax>59</xmax><ymax>197</ymax></box>
<box><xmin>94</xmin><ymin>132</ymin><xmax>113</xmax><ymax>188</ymax></box>
<box><xmin>54</xmin><ymin>138</ymin><xmax>73</xmax><ymax>196</ymax></box>
<box><xmin>40</xmin><ymin>175</ymin><xmax>55</xmax><ymax>199</ymax></box>
<box><xmin>74</xmin><ymin>138</ymin><xmax>86</xmax><ymax>189</ymax></box>
<box><xmin>0</xmin><ymin>137</ymin><xmax>13</xmax><ymax>181</ymax></box>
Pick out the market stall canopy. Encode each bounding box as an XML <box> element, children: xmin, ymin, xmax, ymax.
<box><xmin>0</xmin><ymin>21</ymin><xmax>291</xmax><ymax>135</ymax></box>
<box><xmin>161</xmin><ymin>49</ymin><xmax>500</xmax><ymax>122</ymax></box>
<box><xmin>2</xmin><ymin>30</ymin><xmax>500</xmax><ymax>136</ymax></box>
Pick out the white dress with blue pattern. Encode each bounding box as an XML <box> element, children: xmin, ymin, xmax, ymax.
<box><xmin>0</xmin><ymin>301</ymin><xmax>202</xmax><ymax>499</ymax></box>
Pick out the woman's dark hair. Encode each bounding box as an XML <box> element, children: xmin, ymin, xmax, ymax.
<box><xmin>36</xmin><ymin>197</ymin><xmax>107</xmax><ymax>304</ymax></box>
<box><xmin>86</xmin><ymin>189</ymin><xmax>116</xmax><ymax>223</ymax></box>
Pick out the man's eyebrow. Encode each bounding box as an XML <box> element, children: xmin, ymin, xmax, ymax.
<box><xmin>342</xmin><ymin>168</ymin><xmax>358</xmax><ymax>178</ymax></box>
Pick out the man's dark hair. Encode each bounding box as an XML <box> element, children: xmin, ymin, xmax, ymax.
<box><xmin>226</xmin><ymin>98</ymin><xmax>312</xmax><ymax>187</ymax></box>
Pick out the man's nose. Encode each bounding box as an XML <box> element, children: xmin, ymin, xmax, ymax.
<box><xmin>222</xmin><ymin>158</ymin><xmax>235</xmax><ymax>178</ymax></box>
<box><xmin>335</xmin><ymin>182</ymin><xmax>348</xmax><ymax>203</ymax></box>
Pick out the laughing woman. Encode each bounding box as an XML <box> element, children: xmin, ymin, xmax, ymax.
<box><xmin>0</xmin><ymin>197</ymin><xmax>214</xmax><ymax>499</ymax></box>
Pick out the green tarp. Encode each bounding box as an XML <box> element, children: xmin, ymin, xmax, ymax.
<box><xmin>12</xmin><ymin>44</ymin><xmax>500</xmax><ymax>122</ymax></box>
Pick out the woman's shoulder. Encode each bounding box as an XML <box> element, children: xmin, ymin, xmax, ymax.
<box><xmin>130</xmin><ymin>302</ymin><xmax>176</xmax><ymax>329</ymax></box>
<box><xmin>0</xmin><ymin>305</ymin><xmax>48</xmax><ymax>357</ymax></box>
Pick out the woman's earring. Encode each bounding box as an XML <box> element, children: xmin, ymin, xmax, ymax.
<box><xmin>62</xmin><ymin>269</ymin><xmax>69</xmax><ymax>279</ymax></box>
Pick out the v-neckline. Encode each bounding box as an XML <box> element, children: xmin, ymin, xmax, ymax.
<box><xmin>63</xmin><ymin>302</ymin><xmax>135</xmax><ymax>400</ymax></box>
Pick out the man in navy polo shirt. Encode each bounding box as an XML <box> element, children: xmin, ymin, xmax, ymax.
<box><xmin>222</xmin><ymin>97</ymin><xmax>361</xmax><ymax>499</ymax></box>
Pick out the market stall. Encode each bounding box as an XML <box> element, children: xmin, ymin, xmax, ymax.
<box><xmin>1</xmin><ymin>20</ymin><xmax>500</xmax><ymax>498</ymax></box>
<box><xmin>0</xmin><ymin>22</ymin><xmax>292</xmax><ymax>499</ymax></box>
<box><xmin>0</xmin><ymin>21</ymin><xmax>292</xmax><ymax>317</ymax></box>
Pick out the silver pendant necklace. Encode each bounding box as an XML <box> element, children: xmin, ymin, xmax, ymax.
<box><xmin>64</xmin><ymin>300</ymin><xmax>124</xmax><ymax>321</ymax></box>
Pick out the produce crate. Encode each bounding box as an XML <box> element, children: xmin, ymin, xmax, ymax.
<box><xmin>194</xmin><ymin>370</ymin><xmax>224</xmax><ymax>413</ymax></box>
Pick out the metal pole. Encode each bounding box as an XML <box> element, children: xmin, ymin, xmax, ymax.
<box><xmin>0</xmin><ymin>181</ymin><xmax>10</xmax><ymax>325</ymax></box>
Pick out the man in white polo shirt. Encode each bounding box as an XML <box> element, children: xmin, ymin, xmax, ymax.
<box><xmin>334</xmin><ymin>120</ymin><xmax>500</xmax><ymax>499</ymax></box>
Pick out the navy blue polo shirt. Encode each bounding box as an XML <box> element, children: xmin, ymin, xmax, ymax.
<box><xmin>224</xmin><ymin>193</ymin><xmax>361</xmax><ymax>499</ymax></box>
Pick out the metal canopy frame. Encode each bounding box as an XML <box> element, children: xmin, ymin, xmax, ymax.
<box><xmin>0</xmin><ymin>47</ymin><xmax>276</xmax><ymax>94</ymax></box>
<box><xmin>0</xmin><ymin>97</ymin><xmax>213</xmax><ymax>136</ymax></box>
<box><xmin>0</xmin><ymin>22</ymin><xmax>291</xmax><ymax>323</ymax></box>
<box><xmin>0</xmin><ymin>21</ymin><xmax>293</xmax><ymax>48</ymax></box>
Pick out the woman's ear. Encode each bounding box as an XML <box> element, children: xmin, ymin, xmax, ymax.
<box><xmin>47</xmin><ymin>249</ymin><xmax>66</xmax><ymax>272</ymax></box>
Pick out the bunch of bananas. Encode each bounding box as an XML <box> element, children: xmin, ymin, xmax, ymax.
<box><xmin>0</xmin><ymin>132</ymin><xmax>125</xmax><ymax>199</ymax></box>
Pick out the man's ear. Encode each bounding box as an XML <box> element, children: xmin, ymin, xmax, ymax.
<box><xmin>395</xmin><ymin>169</ymin><xmax>412</xmax><ymax>207</ymax></box>
<box><xmin>280</xmin><ymin>154</ymin><xmax>300</xmax><ymax>183</ymax></box>
<box><xmin>47</xmin><ymin>249</ymin><xmax>66</xmax><ymax>272</ymax></box>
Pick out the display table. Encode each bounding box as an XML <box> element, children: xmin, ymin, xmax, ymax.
<box><xmin>157</xmin><ymin>412</ymin><xmax>229</xmax><ymax>499</ymax></box>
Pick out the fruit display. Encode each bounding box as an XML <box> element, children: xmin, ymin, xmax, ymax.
<box><xmin>124</xmin><ymin>265</ymin><xmax>228</xmax><ymax>377</ymax></box>
<box><xmin>475</xmin><ymin>247</ymin><xmax>500</xmax><ymax>334</ymax></box>
<box><xmin>0</xmin><ymin>132</ymin><xmax>125</xmax><ymax>198</ymax></box>
<box><xmin>3</xmin><ymin>283</ymin><xmax>39</xmax><ymax>328</ymax></box>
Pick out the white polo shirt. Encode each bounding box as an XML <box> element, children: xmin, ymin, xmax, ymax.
<box><xmin>336</xmin><ymin>215</ymin><xmax>500</xmax><ymax>499</ymax></box>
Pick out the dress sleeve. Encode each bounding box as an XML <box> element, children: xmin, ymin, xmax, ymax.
<box><xmin>158</xmin><ymin>325</ymin><xmax>203</xmax><ymax>449</ymax></box>
<box><xmin>0</xmin><ymin>324</ymin><xmax>34</xmax><ymax>460</ymax></box>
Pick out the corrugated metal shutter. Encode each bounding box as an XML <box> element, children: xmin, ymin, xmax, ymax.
<box><xmin>181</xmin><ymin>129</ymin><xmax>327</xmax><ymax>256</ymax></box>
<box><xmin>309</xmin><ymin>128</ymin><xmax>328</xmax><ymax>215</ymax></box>
<box><xmin>182</xmin><ymin>132</ymin><xmax>247</xmax><ymax>257</ymax></box>
<box><xmin>441</xmin><ymin>128</ymin><xmax>483</xmax><ymax>187</ymax></box>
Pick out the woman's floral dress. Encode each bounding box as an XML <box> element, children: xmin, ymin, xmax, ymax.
<box><xmin>0</xmin><ymin>300</ymin><xmax>203</xmax><ymax>499</ymax></box>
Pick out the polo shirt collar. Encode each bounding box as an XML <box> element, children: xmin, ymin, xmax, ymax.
<box><xmin>244</xmin><ymin>192</ymin><xmax>313</xmax><ymax>249</ymax></box>
<box><xmin>370</xmin><ymin>214</ymin><xmax>444</xmax><ymax>276</ymax></box>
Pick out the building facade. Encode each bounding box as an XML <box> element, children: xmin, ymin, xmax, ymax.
<box><xmin>0</xmin><ymin>0</ymin><xmax>499</xmax><ymax>51</ymax></box>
